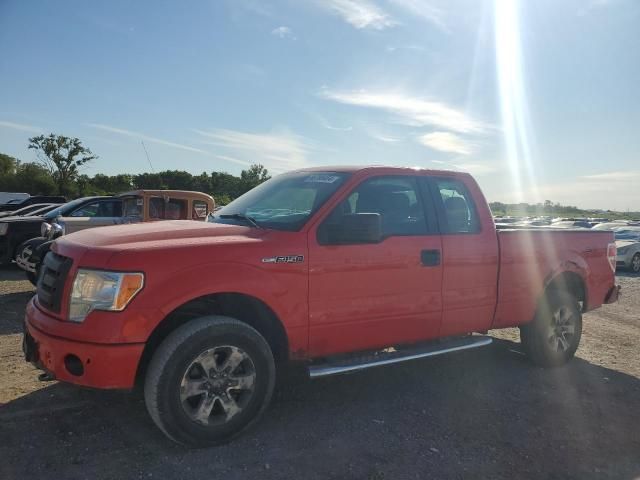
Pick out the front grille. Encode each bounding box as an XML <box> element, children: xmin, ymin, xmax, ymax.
<box><xmin>36</xmin><ymin>252</ymin><xmax>72</xmax><ymax>313</ymax></box>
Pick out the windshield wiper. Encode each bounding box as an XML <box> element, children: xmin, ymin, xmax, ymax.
<box><xmin>218</xmin><ymin>213</ymin><xmax>263</xmax><ymax>229</ymax></box>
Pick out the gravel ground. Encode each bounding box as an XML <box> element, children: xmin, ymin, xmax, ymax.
<box><xmin>1</xmin><ymin>266</ymin><xmax>638</xmax><ymax>479</ymax></box>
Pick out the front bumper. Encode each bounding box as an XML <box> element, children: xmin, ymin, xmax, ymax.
<box><xmin>24</xmin><ymin>303</ymin><xmax>145</xmax><ymax>389</ymax></box>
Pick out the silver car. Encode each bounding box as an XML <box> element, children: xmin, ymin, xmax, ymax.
<box><xmin>615</xmin><ymin>227</ymin><xmax>640</xmax><ymax>273</ymax></box>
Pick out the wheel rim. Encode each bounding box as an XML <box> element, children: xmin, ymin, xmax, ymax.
<box><xmin>19</xmin><ymin>245</ymin><xmax>33</xmax><ymax>263</ymax></box>
<box><xmin>547</xmin><ymin>306</ymin><xmax>577</xmax><ymax>353</ymax></box>
<box><xmin>632</xmin><ymin>254</ymin><xmax>640</xmax><ymax>273</ymax></box>
<box><xmin>179</xmin><ymin>345</ymin><xmax>256</xmax><ymax>426</ymax></box>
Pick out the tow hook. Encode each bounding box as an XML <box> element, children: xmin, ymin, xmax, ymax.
<box><xmin>38</xmin><ymin>372</ymin><xmax>56</xmax><ymax>382</ymax></box>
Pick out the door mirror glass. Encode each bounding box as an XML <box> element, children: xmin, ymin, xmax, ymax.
<box><xmin>321</xmin><ymin>213</ymin><xmax>382</xmax><ymax>245</ymax></box>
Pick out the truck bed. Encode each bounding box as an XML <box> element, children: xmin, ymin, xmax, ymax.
<box><xmin>492</xmin><ymin>228</ymin><xmax>615</xmax><ymax>329</ymax></box>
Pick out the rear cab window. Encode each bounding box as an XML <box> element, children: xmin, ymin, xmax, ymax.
<box><xmin>430</xmin><ymin>177</ymin><xmax>480</xmax><ymax>234</ymax></box>
<box><xmin>149</xmin><ymin>197</ymin><xmax>188</xmax><ymax>220</ymax></box>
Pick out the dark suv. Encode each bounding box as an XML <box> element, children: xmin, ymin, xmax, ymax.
<box><xmin>0</xmin><ymin>196</ymin><xmax>120</xmax><ymax>267</ymax></box>
<box><xmin>0</xmin><ymin>195</ymin><xmax>66</xmax><ymax>213</ymax></box>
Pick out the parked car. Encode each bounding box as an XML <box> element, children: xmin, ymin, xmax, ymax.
<box><xmin>0</xmin><ymin>195</ymin><xmax>66</xmax><ymax>213</ymax></box>
<box><xmin>550</xmin><ymin>220</ymin><xmax>592</xmax><ymax>229</ymax></box>
<box><xmin>614</xmin><ymin>227</ymin><xmax>640</xmax><ymax>273</ymax></box>
<box><xmin>16</xmin><ymin>190</ymin><xmax>214</xmax><ymax>284</ymax></box>
<box><xmin>0</xmin><ymin>203</ymin><xmax>58</xmax><ymax>218</ymax></box>
<box><xmin>22</xmin><ymin>166</ymin><xmax>619</xmax><ymax>446</ymax></box>
<box><xmin>0</xmin><ymin>196</ymin><xmax>115</xmax><ymax>268</ymax></box>
<box><xmin>592</xmin><ymin>221</ymin><xmax>630</xmax><ymax>230</ymax></box>
<box><xmin>0</xmin><ymin>192</ymin><xmax>29</xmax><ymax>205</ymax></box>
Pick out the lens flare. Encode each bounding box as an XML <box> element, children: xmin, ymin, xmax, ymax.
<box><xmin>494</xmin><ymin>0</ymin><xmax>538</xmax><ymax>202</ymax></box>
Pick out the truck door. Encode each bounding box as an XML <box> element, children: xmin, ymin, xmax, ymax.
<box><xmin>425</xmin><ymin>176</ymin><xmax>499</xmax><ymax>336</ymax></box>
<box><xmin>308</xmin><ymin>175</ymin><xmax>443</xmax><ymax>357</ymax></box>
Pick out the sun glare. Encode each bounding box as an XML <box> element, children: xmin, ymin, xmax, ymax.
<box><xmin>494</xmin><ymin>0</ymin><xmax>537</xmax><ymax>203</ymax></box>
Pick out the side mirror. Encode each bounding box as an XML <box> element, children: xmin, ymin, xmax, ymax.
<box><xmin>321</xmin><ymin>213</ymin><xmax>382</xmax><ymax>245</ymax></box>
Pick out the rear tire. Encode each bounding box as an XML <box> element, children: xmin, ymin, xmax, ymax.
<box><xmin>144</xmin><ymin>316</ymin><xmax>276</xmax><ymax>447</ymax></box>
<box><xmin>520</xmin><ymin>291</ymin><xmax>582</xmax><ymax>368</ymax></box>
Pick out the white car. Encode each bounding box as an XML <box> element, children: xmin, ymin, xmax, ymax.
<box><xmin>615</xmin><ymin>227</ymin><xmax>640</xmax><ymax>273</ymax></box>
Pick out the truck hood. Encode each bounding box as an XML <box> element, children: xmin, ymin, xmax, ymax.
<box><xmin>56</xmin><ymin>220</ymin><xmax>260</xmax><ymax>252</ymax></box>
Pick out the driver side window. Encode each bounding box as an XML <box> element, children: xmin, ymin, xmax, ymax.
<box><xmin>70</xmin><ymin>202</ymin><xmax>99</xmax><ymax>217</ymax></box>
<box><xmin>318</xmin><ymin>176</ymin><xmax>428</xmax><ymax>244</ymax></box>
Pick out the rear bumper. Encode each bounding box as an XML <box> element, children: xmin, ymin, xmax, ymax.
<box><xmin>24</xmin><ymin>303</ymin><xmax>144</xmax><ymax>389</ymax></box>
<box><xmin>604</xmin><ymin>285</ymin><xmax>620</xmax><ymax>304</ymax></box>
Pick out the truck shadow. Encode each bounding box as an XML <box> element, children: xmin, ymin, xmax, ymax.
<box><xmin>0</xmin><ymin>291</ymin><xmax>34</xmax><ymax>335</ymax></box>
<box><xmin>1</xmin><ymin>338</ymin><xmax>639</xmax><ymax>479</ymax></box>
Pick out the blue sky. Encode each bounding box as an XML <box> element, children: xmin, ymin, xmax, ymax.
<box><xmin>1</xmin><ymin>0</ymin><xmax>638</xmax><ymax>210</ymax></box>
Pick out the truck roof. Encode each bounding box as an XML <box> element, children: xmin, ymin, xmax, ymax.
<box><xmin>294</xmin><ymin>165</ymin><xmax>471</xmax><ymax>176</ymax></box>
<box><xmin>116</xmin><ymin>190</ymin><xmax>214</xmax><ymax>202</ymax></box>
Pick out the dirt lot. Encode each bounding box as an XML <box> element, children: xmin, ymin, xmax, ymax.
<box><xmin>1</xmin><ymin>266</ymin><xmax>639</xmax><ymax>480</ymax></box>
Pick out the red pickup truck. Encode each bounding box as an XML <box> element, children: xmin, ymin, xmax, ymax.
<box><xmin>23</xmin><ymin>166</ymin><xmax>620</xmax><ymax>446</ymax></box>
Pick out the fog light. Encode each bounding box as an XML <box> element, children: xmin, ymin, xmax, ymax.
<box><xmin>64</xmin><ymin>354</ymin><xmax>84</xmax><ymax>377</ymax></box>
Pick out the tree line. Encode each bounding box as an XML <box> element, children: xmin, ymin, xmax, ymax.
<box><xmin>488</xmin><ymin>200</ymin><xmax>637</xmax><ymax>219</ymax></box>
<box><xmin>0</xmin><ymin>134</ymin><xmax>270</xmax><ymax>205</ymax></box>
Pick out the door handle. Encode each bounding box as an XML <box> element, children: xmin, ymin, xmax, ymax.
<box><xmin>421</xmin><ymin>249</ymin><xmax>441</xmax><ymax>267</ymax></box>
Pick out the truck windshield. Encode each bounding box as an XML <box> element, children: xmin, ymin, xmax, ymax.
<box><xmin>210</xmin><ymin>172</ymin><xmax>350</xmax><ymax>231</ymax></box>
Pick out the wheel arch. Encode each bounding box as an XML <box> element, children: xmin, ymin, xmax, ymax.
<box><xmin>543</xmin><ymin>270</ymin><xmax>587</xmax><ymax>311</ymax></box>
<box><xmin>135</xmin><ymin>292</ymin><xmax>290</xmax><ymax>386</ymax></box>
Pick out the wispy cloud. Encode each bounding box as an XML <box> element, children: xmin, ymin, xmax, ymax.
<box><xmin>229</xmin><ymin>0</ymin><xmax>274</xmax><ymax>18</ymax></box>
<box><xmin>194</xmin><ymin>128</ymin><xmax>312</xmax><ymax>171</ymax></box>
<box><xmin>387</xmin><ymin>0</ymin><xmax>447</xmax><ymax>30</ymax></box>
<box><xmin>581</xmin><ymin>171</ymin><xmax>640</xmax><ymax>181</ymax></box>
<box><xmin>385</xmin><ymin>44</ymin><xmax>425</xmax><ymax>53</ymax></box>
<box><xmin>578</xmin><ymin>0</ymin><xmax>620</xmax><ymax>15</ymax></box>
<box><xmin>371</xmin><ymin>133</ymin><xmax>402</xmax><ymax>143</ymax></box>
<box><xmin>315</xmin><ymin>114</ymin><xmax>353</xmax><ymax>131</ymax></box>
<box><xmin>418</xmin><ymin>131</ymin><xmax>472</xmax><ymax>154</ymax></box>
<box><xmin>430</xmin><ymin>159</ymin><xmax>496</xmax><ymax>175</ymax></box>
<box><xmin>320</xmin><ymin>89</ymin><xmax>489</xmax><ymax>134</ymax></box>
<box><xmin>317</xmin><ymin>0</ymin><xmax>396</xmax><ymax>29</ymax></box>
<box><xmin>271</xmin><ymin>26</ymin><xmax>295</xmax><ymax>39</ymax></box>
<box><xmin>0</xmin><ymin>121</ymin><xmax>43</xmax><ymax>133</ymax></box>
<box><xmin>87</xmin><ymin>123</ymin><xmax>207</xmax><ymax>154</ymax></box>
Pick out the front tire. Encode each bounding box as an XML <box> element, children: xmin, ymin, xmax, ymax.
<box><xmin>14</xmin><ymin>239</ymin><xmax>43</xmax><ymax>286</ymax></box>
<box><xmin>630</xmin><ymin>253</ymin><xmax>640</xmax><ymax>274</ymax></box>
<box><xmin>144</xmin><ymin>316</ymin><xmax>276</xmax><ymax>447</ymax></box>
<box><xmin>520</xmin><ymin>291</ymin><xmax>582</xmax><ymax>368</ymax></box>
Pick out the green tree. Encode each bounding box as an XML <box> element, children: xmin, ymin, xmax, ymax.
<box><xmin>90</xmin><ymin>173</ymin><xmax>134</xmax><ymax>194</ymax></box>
<box><xmin>13</xmin><ymin>162</ymin><xmax>57</xmax><ymax>195</ymax></box>
<box><xmin>0</xmin><ymin>153</ymin><xmax>18</xmax><ymax>177</ymax></box>
<box><xmin>133</xmin><ymin>172</ymin><xmax>167</xmax><ymax>190</ymax></box>
<box><xmin>28</xmin><ymin>134</ymin><xmax>97</xmax><ymax>196</ymax></box>
<box><xmin>240</xmin><ymin>164</ymin><xmax>270</xmax><ymax>191</ymax></box>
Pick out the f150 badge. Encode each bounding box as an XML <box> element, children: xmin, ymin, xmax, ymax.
<box><xmin>262</xmin><ymin>255</ymin><xmax>304</xmax><ymax>264</ymax></box>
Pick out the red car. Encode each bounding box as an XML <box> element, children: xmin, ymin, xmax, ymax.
<box><xmin>23</xmin><ymin>166</ymin><xmax>619</xmax><ymax>446</ymax></box>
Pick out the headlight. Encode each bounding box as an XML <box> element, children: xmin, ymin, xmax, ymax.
<box><xmin>0</xmin><ymin>223</ymin><xmax>7</xmax><ymax>236</ymax></box>
<box><xmin>69</xmin><ymin>269</ymin><xmax>144</xmax><ymax>323</ymax></box>
<box><xmin>616</xmin><ymin>246</ymin><xmax>629</xmax><ymax>255</ymax></box>
<box><xmin>40</xmin><ymin>222</ymin><xmax>51</xmax><ymax>237</ymax></box>
<box><xmin>50</xmin><ymin>222</ymin><xmax>64</xmax><ymax>239</ymax></box>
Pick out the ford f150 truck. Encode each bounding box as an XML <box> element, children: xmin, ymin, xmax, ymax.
<box><xmin>22</xmin><ymin>166</ymin><xmax>620</xmax><ymax>446</ymax></box>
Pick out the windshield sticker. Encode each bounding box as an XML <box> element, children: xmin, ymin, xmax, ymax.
<box><xmin>304</xmin><ymin>174</ymin><xmax>340</xmax><ymax>184</ymax></box>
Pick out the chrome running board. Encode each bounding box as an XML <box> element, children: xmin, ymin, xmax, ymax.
<box><xmin>308</xmin><ymin>336</ymin><xmax>492</xmax><ymax>378</ymax></box>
